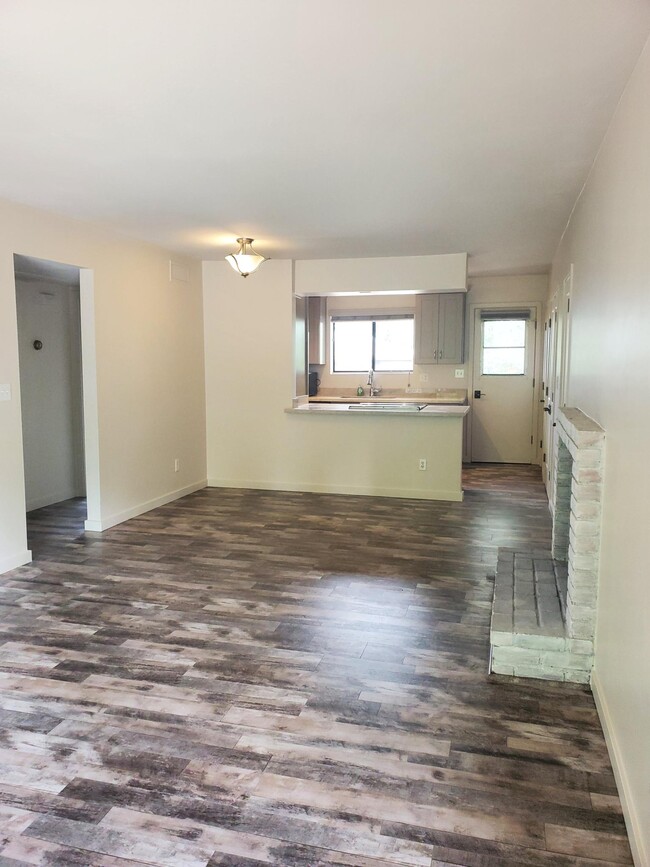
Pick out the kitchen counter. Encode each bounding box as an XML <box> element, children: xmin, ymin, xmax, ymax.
<box><xmin>285</xmin><ymin>397</ymin><xmax>468</xmax><ymax>502</ymax></box>
<box><xmin>288</xmin><ymin>402</ymin><xmax>469</xmax><ymax>417</ymax></box>
<box><xmin>309</xmin><ymin>388</ymin><xmax>467</xmax><ymax>405</ymax></box>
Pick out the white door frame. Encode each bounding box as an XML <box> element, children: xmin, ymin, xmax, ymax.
<box><xmin>543</xmin><ymin>266</ymin><xmax>572</xmax><ymax>508</ymax></box>
<box><xmin>79</xmin><ymin>268</ymin><xmax>101</xmax><ymax>530</ymax></box>
<box><xmin>467</xmin><ymin>300</ymin><xmax>543</xmax><ymax>465</ymax></box>
<box><xmin>541</xmin><ymin>307</ymin><xmax>555</xmax><ymax>495</ymax></box>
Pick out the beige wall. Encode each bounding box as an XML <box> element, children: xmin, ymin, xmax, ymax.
<box><xmin>0</xmin><ymin>198</ymin><xmax>206</xmax><ymax>571</ymax></box>
<box><xmin>295</xmin><ymin>253</ymin><xmax>467</xmax><ymax>295</ymax></box>
<box><xmin>467</xmin><ymin>274</ymin><xmax>548</xmax><ymax>306</ymax></box>
<box><xmin>550</xmin><ymin>38</ymin><xmax>650</xmax><ymax>864</ymax></box>
<box><xmin>203</xmin><ymin>260</ymin><xmax>464</xmax><ymax>500</ymax></box>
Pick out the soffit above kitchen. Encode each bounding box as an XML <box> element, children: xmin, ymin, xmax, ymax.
<box><xmin>1</xmin><ymin>0</ymin><xmax>649</xmax><ymax>275</ymax></box>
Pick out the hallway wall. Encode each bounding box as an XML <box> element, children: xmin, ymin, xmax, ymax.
<box><xmin>550</xmin><ymin>34</ymin><xmax>650</xmax><ymax>864</ymax></box>
<box><xmin>16</xmin><ymin>277</ymin><xmax>85</xmax><ymax>511</ymax></box>
<box><xmin>0</xmin><ymin>198</ymin><xmax>207</xmax><ymax>573</ymax></box>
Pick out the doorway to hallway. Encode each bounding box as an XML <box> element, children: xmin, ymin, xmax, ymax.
<box><xmin>14</xmin><ymin>255</ymin><xmax>89</xmax><ymax>545</ymax></box>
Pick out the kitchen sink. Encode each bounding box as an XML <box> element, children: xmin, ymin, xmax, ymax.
<box><xmin>348</xmin><ymin>403</ymin><xmax>427</xmax><ymax>411</ymax></box>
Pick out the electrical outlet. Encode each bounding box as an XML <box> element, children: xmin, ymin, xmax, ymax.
<box><xmin>454</xmin><ymin>368</ymin><xmax>465</xmax><ymax>378</ymax></box>
<box><xmin>419</xmin><ymin>373</ymin><xmax>429</xmax><ymax>383</ymax></box>
<box><xmin>418</xmin><ymin>458</ymin><xmax>427</xmax><ymax>471</ymax></box>
<box><xmin>174</xmin><ymin>458</ymin><xmax>180</xmax><ymax>473</ymax></box>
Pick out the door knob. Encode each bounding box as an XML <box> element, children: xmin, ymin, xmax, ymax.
<box><xmin>544</xmin><ymin>406</ymin><xmax>552</xmax><ymax>414</ymax></box>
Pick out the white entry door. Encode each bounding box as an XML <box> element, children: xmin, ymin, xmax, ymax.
<box><xmin>471</xmin><ymin>308</ymin><xmax>537</xmax><ymax>463</ymax></box>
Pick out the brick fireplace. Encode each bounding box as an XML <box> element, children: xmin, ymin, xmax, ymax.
<box><xmin>490</xmin><ymin>408</ymin><xmax>605</xmax><ymax>683</ymax></box>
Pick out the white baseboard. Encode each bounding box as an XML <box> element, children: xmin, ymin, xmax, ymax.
<box><xmin>26</xmin><ymin>489</ymin><xmax>78</xmax><ymax>512</ymax></box>
<box><xmin>84</xmin><ymin>480</ymin><xmax>207</xmax><ymax>532</ymax></box>
<box><xmin>592</xmin><ymin>668</ymin><xmax>647</xmax><ymax>867</ymax></box>
<box><xmin>0</xmin><ymin>549</ymin><xmax>33</xmax><ymax>576</ymax></box>
<box><xmin>207</xmin><ymin>478</ymin><xmax>463</xmax><ymax>502</ymax></box>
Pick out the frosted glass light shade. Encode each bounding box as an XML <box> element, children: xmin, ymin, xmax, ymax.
<box><xmin>225</xmin><ymin>238</ymin><xmax>267</xmax><ymax>277</ymax></box>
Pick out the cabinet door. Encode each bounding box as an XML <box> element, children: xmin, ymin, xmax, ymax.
<box><xmin>307</xmin><ymin>297</ymin><xmax>326</xmax><ymax>365</ymax></box>
<box><xmin>294</xmin><ymin>295</ymin><xmax>307</xmax><ymax>396</ymax></box>
<box><xmin>414</xmin><ymin>294</ymin><xmax>440</xmax><ymax>364</ymax></box>
<box><xmin>438</xmin><ymin>293</ymin><xmax>465</xmax><ymax>363</ymax></box>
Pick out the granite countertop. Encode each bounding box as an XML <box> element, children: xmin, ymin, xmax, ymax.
<box><xmin>309</xmin><ymin>388</ymin><xmax>468</xmax><ymax>405</ymax></box>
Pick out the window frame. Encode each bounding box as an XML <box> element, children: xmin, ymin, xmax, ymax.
<box><xmin>330</xmin><ymin>313</ymin><xmax>415</xmax><ymax>374</ymax></box>
<box><xmin>479</xmin><ymin>316</ymin><xmax>529</xmax><ymax>377</ymax></box>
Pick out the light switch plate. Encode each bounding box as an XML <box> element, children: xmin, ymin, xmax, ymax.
<box><xmin>454</xmin><ymin>369</ymin><xmax>465</xmax><ymax>378</ymax></box>
<box><xmin>0</xmin><ymin>384</ymin><xmax>11</xmax><ymax>401</ymax></box>
<box><xmin>419</xmin><ymin>373</ymin><xmax>429</xmax><ymax>383</ymax></box>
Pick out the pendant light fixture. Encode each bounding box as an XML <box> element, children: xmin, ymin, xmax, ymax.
<box><xmin>225</xmin><ymin>238</ymin><xmax>268</xmax><ymax>277</ymax></box>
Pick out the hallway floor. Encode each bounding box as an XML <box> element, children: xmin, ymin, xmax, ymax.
<box><xmin>0</xmin><ymin>467</ymin><xmax>632</xmax><ymax>866</ymax></box>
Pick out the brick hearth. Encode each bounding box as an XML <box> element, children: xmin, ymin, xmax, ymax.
<box><xmin>489</xmin><ymin>407</ymin><xmax>605</xmax><ymax>683</ymax></box>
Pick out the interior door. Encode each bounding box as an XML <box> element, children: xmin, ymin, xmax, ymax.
<box><xmin>542</xmin><ymin>308</ymin><xmax>557</xmax><ymax>497</ymax></box>
<box><xmin>471</xmin><ymin>308</ymin><xmax>537</xmax><ymax>463</ymax></box>
<box><xmin>543</xmin><ymin>268</ymin><xmax>572</xmax><ymax>503</ymax></box>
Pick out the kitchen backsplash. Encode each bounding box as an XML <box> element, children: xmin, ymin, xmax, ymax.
<box><xmin>314</xmin><ymin>363</ymin><xmax>467</xmax><ymax>392</ymax></box>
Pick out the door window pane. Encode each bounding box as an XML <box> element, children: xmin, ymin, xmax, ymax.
<box><xmin>483</xmin><ymin>319</ymin><xmax>526</xmax><ymax>348</ymax></box>
<box><xmin>481</xmin><ymin>319</ymin><xmax>526</xmax><ymax>375</ymax></box>
<box><xmin>332</xmin><ymin>321</ymin><xmax>372</xmax><ymax>371</ymax></box>
<box><xmin>482</xmin><ymin>347</ymin><xmax>526</xmax><ymax>375</ymax></box>
<box><xmin>375</xmin><ymin>319</ymin><xmax>414</xmax><ymax>371</ymax></box>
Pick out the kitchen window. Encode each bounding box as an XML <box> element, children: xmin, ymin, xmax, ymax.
<box><xmin>331</xmin><ymin>314</ymin><xmax>414</xmax><ymax>373</ymax></box>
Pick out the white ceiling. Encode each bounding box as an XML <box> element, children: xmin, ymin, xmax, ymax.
<box><xmin>1</xmin><ymin>1</ymin><xmax>649</xmax><ymax>274</ymax></box>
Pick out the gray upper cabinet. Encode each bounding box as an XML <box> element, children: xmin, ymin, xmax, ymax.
<box><xmin>294</xmin><ymin>295</ymin><xmax>307</xmax><ymax>396</ymax></box>
<box><xmin>307</xmin><ymin>297</ymin><xmax>327</xmax><ymax>365</ymax></box>
<box><xmin>414</xmin><ymin>293</ymin><xmax>465</xmax><ymax>364</ymax></box>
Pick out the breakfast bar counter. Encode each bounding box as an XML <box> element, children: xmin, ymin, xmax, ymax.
<box><xmin>284</xmin><ymin>398</ymin><xmax>469</xmax><ymax>502</ymax></box>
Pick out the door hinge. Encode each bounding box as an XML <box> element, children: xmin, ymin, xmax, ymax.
<box><xmin>540</xmin><ymin>439</ymin><xmax>543</xmax><ymax>448</ymax></box>
<box><xmin>543</xmin><ymin>452</ymin><xmax>546</xmax><ymax>462</ymax></box>
<box><xmin>532</xmin><ymin>377</ymin><xmax>535</xmax><ymax>388</ymax></box>
<box><xmin>567</xmin><ymin>297</ymin><xmax>571</xmax><ymax>313</ymax></box>
<box><xmin>530</xmin><ymin>435</ymin><xmax>534</xmax><ymax>445</ymax></box>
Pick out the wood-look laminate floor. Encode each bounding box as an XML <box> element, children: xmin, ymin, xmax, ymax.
<box><xmin>0</xmin><ymin>466</ymin><xmax>632</xmax><ymax>866</ymax></box>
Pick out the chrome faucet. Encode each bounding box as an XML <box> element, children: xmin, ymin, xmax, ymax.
<box><xmin>367</xmin><ymin>369</ymin><xmax>381</xmax><ymax>397</ymax></box>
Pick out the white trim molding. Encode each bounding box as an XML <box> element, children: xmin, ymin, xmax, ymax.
<box><xmin>592</xmin><ymin>669</ymin><xmax>647</xmax><ymax>867</ymax></box>
<box><xmin>207</xmin><ymin>478</ymin><xmax>463</xmax><ymax>502</ymax></box>
<box><xmin>0</xmin><ymin>549</ymin><xmax>32</xmax><ymax>576</ymax></box>
<box><xmin>84</xmin><ymin>480</ymin><xmax>207</xmax><ymax>532</ymax></box>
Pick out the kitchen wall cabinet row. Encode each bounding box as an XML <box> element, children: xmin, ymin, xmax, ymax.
<box><xmin>414</xmin><ymin>292</ymin><xmax>465</xmax><ymax>364</ymax></box>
